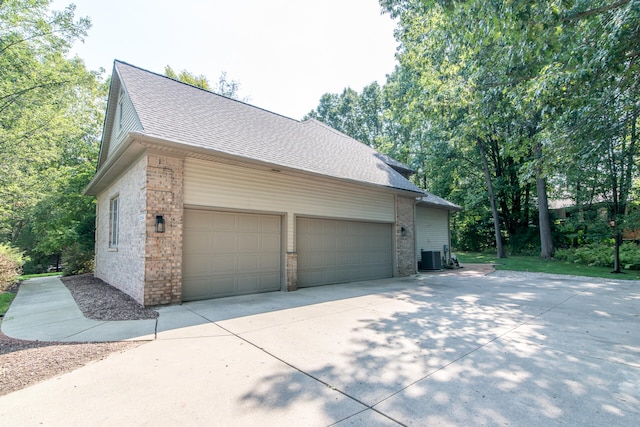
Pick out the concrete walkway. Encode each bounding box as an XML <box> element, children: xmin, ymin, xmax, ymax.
<box><xmin>1</xmin><ymin>269</ymin><xmax>639</xmax><ymax>426</ymax></box>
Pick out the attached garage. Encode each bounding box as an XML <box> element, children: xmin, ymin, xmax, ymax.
<box><xmin>297</xmin><ymin>217</ymin><xmax>393</xmax><ymax>287</ymax></box>
<box><xmin>88</xmin><ymin>62</ymin><xmax>459</xmax><ymax>307</ymax></box>
<box><xmin>182</xmin><ymin>209</ymin><xmax>282</xmax><ymax>301</ymax></box>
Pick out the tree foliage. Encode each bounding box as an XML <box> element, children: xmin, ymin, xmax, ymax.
<box><xmin>1</xmin><ymin>0</ymin><xmax>105</xmax><ymax>273</ymax></box>
<box><xmin>164</xmin><ymin>65</ymin><xmax>247</xmax><ymax>100</ymax></box>
<box><xmin>306</xmin><ymin>0</ymin><xmax>639</xmax><ymax>262</ymax></box>
<box><xmin>0</xmin><ymin>242</ymin><xmax>24</xmax><ymax>291</ymax></box>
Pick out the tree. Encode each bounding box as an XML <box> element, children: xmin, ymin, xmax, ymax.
<box><xmin>380</xmin><ymin>0</ymin><xmax>639</xmax><ymax>261</ymax></box>
<box><xmin>1</xmin><ymin>0</ymin><xmax>105</xmax><ymax>273</ymax></box>
<box><xmin>164</xmin><ymin>65</ymin><xmax>247</xmax><ymax>100</ymax></box>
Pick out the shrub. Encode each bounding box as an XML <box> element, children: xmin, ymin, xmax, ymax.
<box><xmin>0</xmin><ymin>243</ymin><xmax>26</xmax><ymax>291</ymax></box>
<box><xmin>555</xmin><ymin>242</ymin><xmax>640</xmax><ymax>270</ymax></box>
<box><xmin>620</xmin><ymin>243</ymin><xmax>640</xmax><ymax>270</ymax></box>
<box><xmin>62</xmin><ymin>242</ymin><xmax>94</xmax><ymax>276</ymax></box>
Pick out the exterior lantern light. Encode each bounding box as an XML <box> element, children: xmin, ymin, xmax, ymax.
<box><xmin>155</xmin><ymin>215</ymin><xmax>165</xmax><ymax>233</ymax></box>
<box><xmin>609</xmin><ymin>218</ymin><xmax>616</xmax><ymax>228</ymax></box>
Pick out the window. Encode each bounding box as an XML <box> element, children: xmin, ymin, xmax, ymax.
<box><xmin>109</xmin><ymin>196</ymin><xmax>119</xmax><ymax>247</ymax></box>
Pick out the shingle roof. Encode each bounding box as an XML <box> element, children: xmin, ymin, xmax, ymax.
<box><xmin>113</xmin><ymin>61</ymin><xmax>424</xmax><ymax>194</ymax></box>
<box><xmin>417</xmin><ymin>193</ymin><xmax>463</xmax><ymax>211</ymax></box>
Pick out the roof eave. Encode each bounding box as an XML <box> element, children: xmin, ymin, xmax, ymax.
<box><xmin>131</xmin><ymin>131</ymin><xmax>427</xmax><ymax>197</ymax></box>
<box><xmin>417</xmin><ymin>200</ymin><xmax>463</xmax><ymax>212</ymax></box>
<box><xmin>83</xmin><ymin>134</ymin><xmax>142</xmax><ymax>196</ymax></box>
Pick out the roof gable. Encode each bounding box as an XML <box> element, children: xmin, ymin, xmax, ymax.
<box><xmin>98</xmin><ymin>61</ymin><xmax>424</xmax><ymax>194</ymax></box>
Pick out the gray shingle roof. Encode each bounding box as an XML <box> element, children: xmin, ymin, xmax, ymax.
<box><xmin>418</xmin><ymin>194</ymin><xmax>463</xmax><ymax>211</ymax></box>
<box><xmin>114</xmin><ymin>61</ymin><xmax>424</xmax><ymax>194</ymax></box>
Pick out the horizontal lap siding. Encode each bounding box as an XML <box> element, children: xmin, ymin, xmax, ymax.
<box><xmin>184</xmin><ymin>158</ymin><xmax>395</xmax><ymax>250</ymax></box>
<box><xmin>108</xmin><ymin>94</ymin><xmax>141</xmax><ymax>157</ymax></box>
<box><xmin>415</xmin><ymin>207</ymin><xmax>449</xmax><ymax>260</ymax></box>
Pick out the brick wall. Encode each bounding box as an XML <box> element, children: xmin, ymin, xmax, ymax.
<box><xmin>143</xmin><ymin>153</ymin><xmax>184</xmax><ymax>306</ymax></box>
<box><xmin>286</xmin><ymin>252</ymin><xmax>297</xmax><ymax>291</ymax></box>
<box><xmin>95</xmin><ymin>156</ymin><xmax>147</xmax><ymax>304</ymax></box>
<box><xmin>396</xmin><ymin>195</ymin><xmax>416</xmax><ymax>277</ymax></box>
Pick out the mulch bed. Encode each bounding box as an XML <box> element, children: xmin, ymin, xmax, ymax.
<box><xmin>1</xmin><ymin>273</ymin><xmax>157</xmax><ymax>396</ymax></box>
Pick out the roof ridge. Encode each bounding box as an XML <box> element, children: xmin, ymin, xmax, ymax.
<box><xmin>114</xmin><ymin>60</ymin><xmax>302</xmax><ymax>123</ymax></box>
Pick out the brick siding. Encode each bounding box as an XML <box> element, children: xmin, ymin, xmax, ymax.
<box><xmin>396</xmin><ymin>195</ymin><xmax>416</xmax><ymax>276</ymax></box>
<box><xmin>143</xmin><ymin>153</ymin><xmax>184</xmax><ymax>306</ymax></box>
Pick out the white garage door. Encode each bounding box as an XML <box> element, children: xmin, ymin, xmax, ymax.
<box><xmin>183</xmin><ymin>210</ymin><xmax>281</xmax><ymax>301</ymax></box>
<box><xmin>297</xmin><ymin>217</ymin><xmax>393</xmax><ymax>287</ymax></box>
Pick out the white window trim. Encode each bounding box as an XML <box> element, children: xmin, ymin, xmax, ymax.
<box><xmin>109</xmin><ymin>195</ymin><xmax>119</xmax><ymax>248</ymax></box>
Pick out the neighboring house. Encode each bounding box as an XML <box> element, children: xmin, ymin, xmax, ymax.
<box><xmin>84</xmin><ymin>61</ymin><xmax>460</xmax><ymax>306</ymax></box>
<box><xmin>550</xmin><ymin>199</ymin><xmax>639</xmax><ymax>242</ymax></box>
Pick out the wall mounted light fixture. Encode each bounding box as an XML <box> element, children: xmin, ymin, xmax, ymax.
<box><xmin>155</xmin><ymin>215</ymin><xmax>165</xmax><ymax>233</ymax></box>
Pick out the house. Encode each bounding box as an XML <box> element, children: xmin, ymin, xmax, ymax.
<box><xmin>84</xmin><ymin>61</ymin><xmax>460</xmax><ymax>306</ymax></box>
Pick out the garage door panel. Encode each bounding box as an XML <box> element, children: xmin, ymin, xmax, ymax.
<box><xmin>182</xmin><ymin>278</ymin><xmax>210</xmax><ymax>301</ymax></box>
<box><xmin>183</xmin><ymin>210</ymin><xmax>282</xmax><ymax>301</ymax></box>
<box><xmin>212</xmin><ymin>255</ymin><xmax>236</xmax><ymax>273</ymax></box>
<box><xmin>238</xmin><ymin>254</ymin><xmax>259</xmax><ymax>271</ymax></box>
<box><xmin>213</xmin><ymin>212</ymin><xmax>236</xmax><ymax>230</ymax></box>
<box><xmin>261</xmin><ymin>234</ymin><xmax>280</xmax><ymax>251</ymax></box>
<box><xmin>238</xmin><ymin>233</ymin><xmax>260</xmax><ymax>251</ymax></box>
<box><xmin>185</xmin><ymin>210</ymin><xmax>212</xmax><ymax>231</ymax></box>
<box><xmin>297</xmin><ymin>218</ymin><xmax>393</xmax><ymax>287</ymax></box>
<box><xmin>237</xmin><ymin>276</ymin><xmax>259</xmax><ymax>293</ymax></box>
<box><xmin>238</xmin><ymin>215</ymin><xmax>260</xmax><ymax>232</ymax></box>
<box><xmin>260</xmin><ymin>274</ymin><xmax>280</xmax><ymax>290</ymax></box>
<box><xmin>212</xmin><ymin>277</ymin><xmax>235</xmax><ymax>295</ymax></box>
<box><xmin>183</xmin><ymin>255</ymin><xmax>212</xmax><ymax>277</ymax></box>
<box><xmin>261</xmin><ymin>216</ymin><xmax>280</xmax><ymax>233</ymax></box>
<box><xmin>211</xmin><ymin>232</ymin><xmax>235</xmax><ymax>252</ymax></box>
<box><xmin>260</xmin><ymin>254</ymin><xmax>280</xmax><ymax>269</ymax></box>
<box><xmin>183</xmin><ymin>231</ymin><xmax>211</xmax><ymax>254</ymax></box>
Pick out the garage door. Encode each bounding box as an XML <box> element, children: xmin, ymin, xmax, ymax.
<box><xmin>183</xmin><ymin>210</ymin><xmax>281</xmax><ymax>301</ymax></box>
<box><xmin>297</xmin><ymin>218</ymin><xmax>393</xmax><ymax>287</ymax></box>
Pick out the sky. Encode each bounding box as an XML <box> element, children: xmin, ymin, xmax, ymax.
<box><xmin>51</xmin><ymin>0</ymin><xmax>400</xmax><ymax>120</ymax></box>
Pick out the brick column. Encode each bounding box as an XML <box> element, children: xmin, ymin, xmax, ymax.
<box><xmin>396</xmin><ymin>195</ymin><xmax>416</xmax><ymax>276</ymax></box>
<box><xmin>286</xmin><ymin>252</ymin><xmax>298</xmax><ymax>291</ymax></box>
<box><xmin>144</xmin><ymin>154</ymin><xmax>184</xmax><ymax>306</ymax></box>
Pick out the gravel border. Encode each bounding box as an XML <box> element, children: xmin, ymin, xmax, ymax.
<box><xmin>1</xmin><ymin>274</ymin><xmax>157</xmax><ymax>396</ymax></box>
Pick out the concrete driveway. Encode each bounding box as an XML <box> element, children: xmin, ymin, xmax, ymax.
<box><xmin>1</xmin><ymin>268</ymin><xmax>639</xmax><ymax>426</ymax></box>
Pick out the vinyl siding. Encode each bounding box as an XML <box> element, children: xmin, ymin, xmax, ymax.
<box><xmin>184</xmin><ymin>158</ymin><xmax>396</xmax><ymax>251</ymax></box>
<box><xmin>415</xmin><ymin>206</ymin><xmax>450</xmax><ymax>260</ymax></box>
<box><xmin>107</xmin><ymin>92</ymin><xmax>142</xmax><ymax>157</ymax></box>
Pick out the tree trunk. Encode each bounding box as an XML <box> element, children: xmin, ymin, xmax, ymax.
<box><xmin>478</xmin><ymin>140</ymin><xmax>506</xmax><ymax>258</ymax></box>
<box><xmin>537</xmin><ymin>175</ymin><xmax>554</xmax><ymax>259</ymax></box>
<box><xmin>534</xmin><ymin>143</ymin><xmax>554</xmax><ymax>259</ymax></box>
<box><xmin>613</xmin><ymin>229</ymin><xmax>622</xmax><ymax>273</ymax></box>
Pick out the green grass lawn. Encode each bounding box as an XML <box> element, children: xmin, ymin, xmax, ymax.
<box><xmin>456</xmin><ymin>252</ymin><xmax>640</xmax><ymax>281</ymax></box>
<box><xmin>18</xmin><ymin>272</ymin><xmax>63</xmax><ymax>281</ymax></box>
<box><xmin>0</xmin><ymin>292</ymin><xmax>15</xmax><ymax>316</ymax></box>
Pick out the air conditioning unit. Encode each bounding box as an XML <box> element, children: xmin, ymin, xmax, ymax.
<box><xmin>421</xmin><ymin>250</ymin><xmax>442</xmax><ymax>270</ymax></box>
